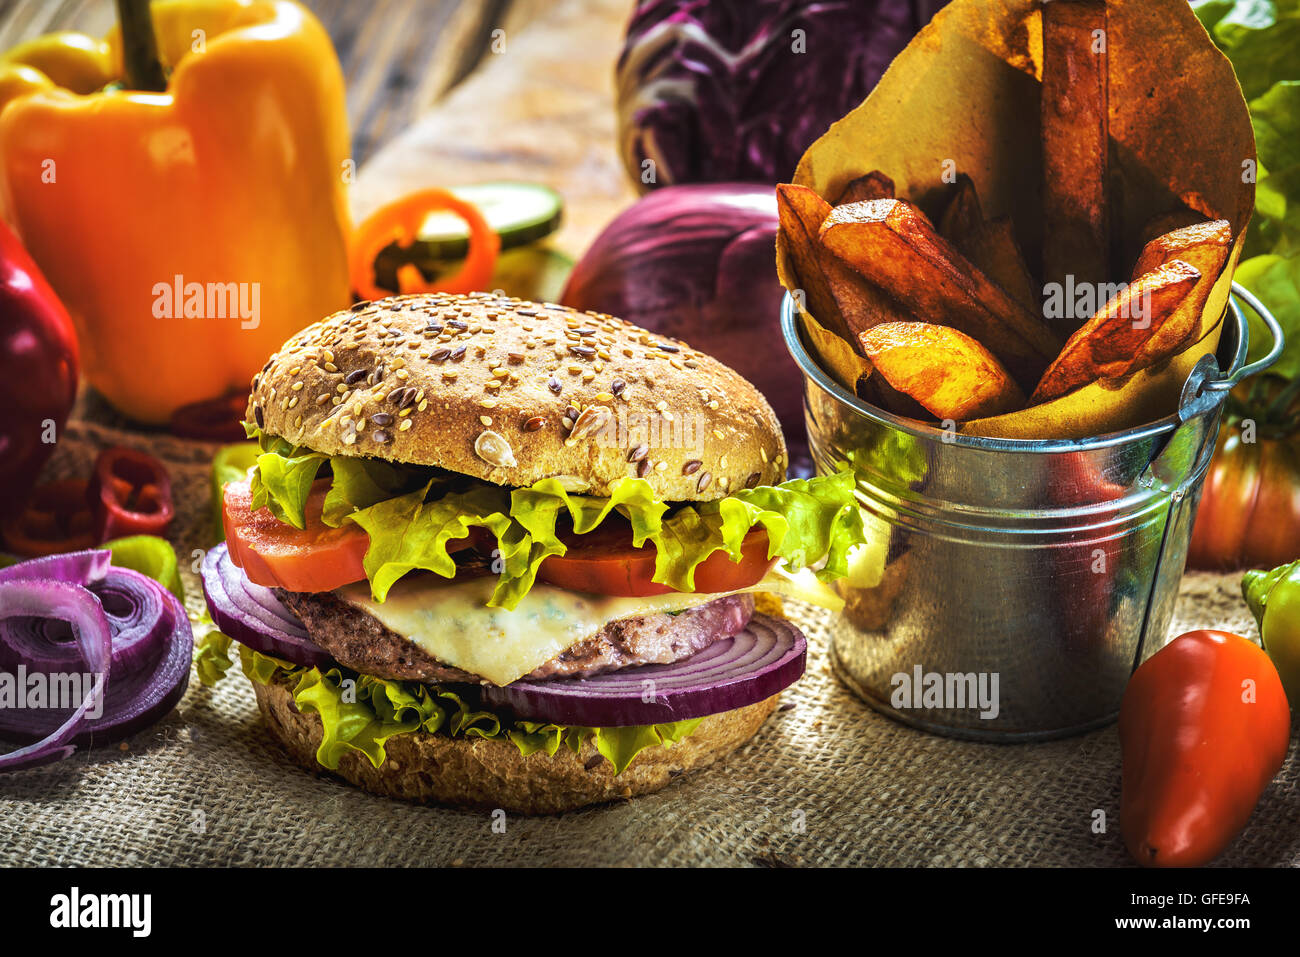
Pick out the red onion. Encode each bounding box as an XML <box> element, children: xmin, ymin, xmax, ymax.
<box><xmin>482</xmin><ymin>613</ymin><xmax>806</xmax><ymax>726</ymax></box>
<box><xmin>560</xmin><ymin>184</ymin><xmax>810</xmax><ymax>470</ymax></box>
<box><xmin>200</xmin><ymin>543</ymin><xmax>328</xmax><ymax>667</ymax></box>
<box><xmin>0</xmin><ymin>548</ymin><xmax>191</xmax><ymax>770</ymax></box>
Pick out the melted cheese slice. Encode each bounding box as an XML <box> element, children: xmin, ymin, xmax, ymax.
<box><xmin>335</xmin><ymin>567</ymin><xmax>840</xmax><ymax>687</ymax></box>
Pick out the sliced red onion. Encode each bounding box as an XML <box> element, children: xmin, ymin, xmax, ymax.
<box><xmin>482</xmin><ymin>614</ymin><xmax>806</xmax><ymax>727</ymax></box>
<box><xmin>0</xmin><ymin>548</ymin><xmax>191</xmax><ymax>770</ymax></box>
<box><xmin>200</xmin><ymin>543</ymin><xmax>328</xmax><ymax>667</ymax></box>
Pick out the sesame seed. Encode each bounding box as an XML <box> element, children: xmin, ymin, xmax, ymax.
<box><xmin>480</xmin><ymin>415</ymin><xmax>493</xmax><ymax>426</ymax></box>
<box><xmin>288</xmin><ymin>396</ymin><xmax>299</xmax><ymax>409</ymax></box>
<box><xmin>291</xmin><ymin>381</ymin><xmax>304</xmax><ymax>391</ymax></box>
<box><xmin>324</xmin><ymin>362</ymin><xmax>339</xmax><ymax>373</ymax></box>
<box><xmin>485</xmin><ymin>380</ymin><xmax>501</xmax><ymax>390</ymax></box>
<box><xmin>708</xmin><ymin>400</ymin><xmax>719</xmax><ymax>410</ymax></box>
<box><xmin>399</xmin><ymin>420</ymin><xmax>413</xmax><ymax>431</ymax></box>
<box><xmin>760</xmin><ymin>448</ymin><xmax>768</xmax><ymax>462</ymax></box>
<box><xmin>655</xmin><ymin>400</ymin><xmax>668</xmax><ymax>412</ymax></box>
<box><xmin>481</xmin><ymin>398</ymin><xmax>498</xmax><ymax>409</ymax></box>
<box><xmin>417</xmin><ymin>399</ymin><xmax>428</xmax><ymax>411</ymax></box>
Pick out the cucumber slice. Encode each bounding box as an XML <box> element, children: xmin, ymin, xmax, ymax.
<box><xmin>406</xmin><ymin>181</ymin><xmax>563</xmax><ymax>261</ymax></box>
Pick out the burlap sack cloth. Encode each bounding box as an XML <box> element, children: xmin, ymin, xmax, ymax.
<box><xmin>2</xmin><ymin>404</ymin><xmax>1295</xmax><ymax>868</ymax></box>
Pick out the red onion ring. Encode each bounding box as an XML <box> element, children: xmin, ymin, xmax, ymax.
<box><xmin>482</xmin><ymin>614</ymin><xmax>807</xmax><ymax>727</ymax></box>
<box><xmin>200</xmin><ymin>543</ymin><xmax>328</xmax><ymax>667</ymax></box>
<box><xmin>0</xmin><ymin>547</ymin><xmax>192</xmax><ymax>770</ymax></box>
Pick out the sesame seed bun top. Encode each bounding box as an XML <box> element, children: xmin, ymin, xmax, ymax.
<box><xmin>246</xmin><ymin>293</ymin><xmax>787</xmax><ymax>500</ymax></box>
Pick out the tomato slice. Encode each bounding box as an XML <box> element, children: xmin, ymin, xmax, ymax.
<box><xmin>537</xmin><ymin>516</ymin><xmax>774</xmax><ymax>597</ymax></box>
<box><xmin>221</xmin><ymin>478</ymin><xmax>372</xmax><ymax>592</ymax></box>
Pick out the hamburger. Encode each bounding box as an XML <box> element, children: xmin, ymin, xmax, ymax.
<box><xmin>200</xmin><ymin>292</ymin><xmax>862</xmax><ymax>813</ymax></box>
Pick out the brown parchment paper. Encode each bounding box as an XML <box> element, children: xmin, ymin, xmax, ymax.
<box><xmin>776</xmin><ymin>0</ymin><xmax>1255</xmax><ymax>440</ymax></box>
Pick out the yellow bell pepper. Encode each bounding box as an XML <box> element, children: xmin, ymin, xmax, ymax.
<box><xmin>0</xmin><ymin>0</ymin><xmax>352</xmax><ymax>424</ymax></box>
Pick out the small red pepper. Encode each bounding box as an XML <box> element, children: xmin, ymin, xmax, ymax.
<box><xmin>1</xmin><ymin>479</ymin><xmax>96</xmax><ymax>556</ymax></box>
<box><xmin>87</xmin><ymin>446</ymin><xmax>175</xmax><ymax>540</ymax></box>
<box><xmin>169</xmin><ymin>392</ymin><xmax>250</xmax><ymax>443</ymax></box>
<box><xmin>1120</xmin><ymin>630</ymin><xmax>1291</xmax><ymax>867</ymax></box>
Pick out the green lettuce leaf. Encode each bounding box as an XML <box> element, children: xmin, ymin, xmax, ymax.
<box><xmin>345</xmin><ymin>482</ymin><xmax>515</xmax><ymax>602</ymax></box>
<box><xmin>241</xmin><ymin>428</ymin><xmax>865</xmax><ymax>608</ymax></box>
<box><xmin>193</xmin><ymin>624</ymin><xmax>234</xmax><ymax>687</ymax></box>
<box><xmin>1194</xmin><ymin>0</ymin><xmax>1300</xmax><ymax>385</ymax></box>
<box><xmin>321</xmin><ymin>456</ymin><xmax>427</xmax><ymax>527</ymax></box>
<box><xmin>239</xmin><ymin>648</ymin><xmax>700</xmax><ymax>774</ymax></box>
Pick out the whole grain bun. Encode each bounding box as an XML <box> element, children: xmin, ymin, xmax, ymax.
<box><xmin>254</xmin><ymin>676</ymin><xmax>780</xmax><ymax>814</ymax></box>
<box><xmin>247</xmin><ymin>293</ymin><xmax>787</xmax><ymax>500</ymax></box>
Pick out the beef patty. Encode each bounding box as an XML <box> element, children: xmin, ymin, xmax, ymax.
<box><xmin>277</xmin><ymin>589</ymin><xmax>755</xmax><ymax>686</ymax></box>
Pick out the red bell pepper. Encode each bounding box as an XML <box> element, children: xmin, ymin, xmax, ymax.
<box><xmin>0</xmin><ymin>478</ymin><xmax>95</xmax><ymax>556</ymax></box>
<box><xmin>88</xmin><ymin>446</ymin><xmax>175</xmax><ymax>540</ymax></box>
<box><xmin>1120</xmin><ymin>629</ymin><xmax>1291</xmax><ymax>867</ymax></box>
<box><xmin>0</xmin><ymin>220</ymin><xmax>78</xmax><ymax>518</ymax></box>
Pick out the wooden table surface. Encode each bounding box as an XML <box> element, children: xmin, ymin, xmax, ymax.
<box><xmin>0</xmin><ymin>0</ymin><xmax>513</xmax><ymax>164</ymax></box>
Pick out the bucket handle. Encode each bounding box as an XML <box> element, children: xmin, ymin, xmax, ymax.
<box><xmin>1202</xmin><ymin>282</ymin><xmax>1285</xmax><ymax>392</ymax></box>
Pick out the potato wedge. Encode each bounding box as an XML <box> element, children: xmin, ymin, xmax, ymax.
<box><xmin>938</xmin><ymin>173</ymin><xmax>983</xmax><ymax>243</ymax></box>
<box><xmin>833</xmin><ymin>170</ymin><xmax>895</xmax><ymax>206</ymax></box>
<box><xmin>857</xmin><ymin>321</ymin><xmax>1026</xmax><ymax>421</ymax></box>
<box><xmin>820</xmin><ymin>198</ymin><xmax>1060</xmax><ymax>388</ymax></box>
<box><xmin>1041</xmin><ymin>0</ymin><xmax>1110</xmax><ymax>310</ymax></box>
<box><xmin>1030</xmin><ymin>259</ymin><xmax>1201</xmax><ymax>404</ymax></box>
<box><xmin>967</xmin><ymin>217</ymin><xmax>1039</xmax><ymax>313</ymax></box>
<box><xmin>938</xmin><ymin>175</ymin><xmax>1039</xmax><ymax>312</ymax></box>
<box><xmin>855</xmin><ymin>370</ymin><xmax>932</xmax><ymax>421</ymax></box>
<box><xmin>776</xmin><ymin>184</ymin><xmax>901</xmax><ymax>346</ymax></box>
<box><xmin>1131</xmin><ymin>218</ymin><xmax>1232</xmax><ymax>356</ymax></box>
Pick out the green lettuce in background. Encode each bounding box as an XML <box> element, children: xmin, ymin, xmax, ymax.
<box><xmin>236</xmin><ymin>647</ymin><xmax>701</xmax><ymax>775</ymax></box>
<box><xmin>1195</xmin><ymin>0</ymin><xmax>1300</xmax><ymax>384</ymax></box>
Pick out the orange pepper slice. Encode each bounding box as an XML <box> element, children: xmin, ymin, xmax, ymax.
<box><xmin>349</xmin><ymin>188</ymin><xmax>500</xmax><ymax>301</ymax></box>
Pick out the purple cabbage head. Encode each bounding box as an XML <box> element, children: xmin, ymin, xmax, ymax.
<box><xmin>616</xmin><ymin>0</ymin><xmax>946</xmax><ymax>189</ymax></box>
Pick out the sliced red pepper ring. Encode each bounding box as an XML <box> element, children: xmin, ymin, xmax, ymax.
<box><xmin>169</xmin><ymin>392</ymin><xmax>249</xmax><ymax>443</ymax></box>
<box><xmin>349</xmin><ymin>188</ymin><xmax>500</xmax><ymax>301</ymax></box>
<box><xmin>89</xmin><ymin>446</ymin><xmax>175</xmax><ymax>541</ymax></box>
<box><xmin>0</xmin><ymin>479</ymin><xmax>96</xmax><ymax>557</ymax></box>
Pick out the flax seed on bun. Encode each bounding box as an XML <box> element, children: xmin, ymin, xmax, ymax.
<box><xmin>246</xmin><ymin>293</ymin><xmax>787</xmax><ymax>500</ymax></box>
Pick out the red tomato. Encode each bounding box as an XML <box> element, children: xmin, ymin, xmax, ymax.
<box><xmin>222</xmin><ymin>478</ymin><xmax>371</xmax><ymax>592</ymax></box>
<box><xmin>537</xmin><ymin>517</ymin><xmax>774</xmax><ymax>597</ymax></box>
<box><xmin>1188</xmin><ymin>425</ymin><xmax>1300</xmax><ymax>571</ymax></box>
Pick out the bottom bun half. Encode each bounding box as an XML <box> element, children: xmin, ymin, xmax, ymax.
<box><xmin>253</xmin><ymin>676</ymin><xmax>780</xmax><ymax>814</ymax></box>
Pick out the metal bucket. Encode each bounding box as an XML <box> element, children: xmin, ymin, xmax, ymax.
<box><xmin>783</xmin><ymin>284</ymin><xmax>1284</xmax><ymax>740</ymax></box>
